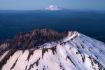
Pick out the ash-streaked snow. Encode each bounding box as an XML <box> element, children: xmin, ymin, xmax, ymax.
<box><xmin>0</xmin><ymin>31</ymin><xmax>105</xmax><ymax>70</ymax></box>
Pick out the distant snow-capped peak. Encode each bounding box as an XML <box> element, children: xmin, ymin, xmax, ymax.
<box><xmin>45</xmin><ymin>5</ymin><xmax>62</xmax><ymax>11</ymax></box>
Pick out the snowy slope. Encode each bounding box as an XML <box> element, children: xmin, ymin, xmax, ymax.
<box><xmin>0</xmin><ymin>31</ymin><xmax>105</xmax><ymax>70</ymax></box>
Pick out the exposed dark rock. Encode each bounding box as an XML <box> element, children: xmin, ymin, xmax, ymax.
<box><xmin>10</xmin><ymin>56</ymin><xmax>19</xmax><ymax>70</ymax></box>
<box><xmin>42</xmin><ymin>48</ymin><xmax>48</xmax><ymax>58</ymax></box>
<box><xmin>66</xmin><ymin>56</ymin><xmax>76</xmax><ymax>67</ymax></box>
<box><xmin>50</xmin><ymin>46</ymin><xmax>56</xmax><ymax>55</ymax></box>
<box><xmin>27</xmin><ymin>49</ymin><xmax>35</xmax><ymax>61</ymax></box>
<box><xmin>28</xmin><ymin>58</ymin><xmax>40</xmax><ymax>70</ymax></box>
<box><xmin>0</xmin><ymin>49</ymin><xmax>16</xmax><ymax>69</ymax></box>
<box><xmin>0</xmin><ymin>29</ymin><xmax>67</xmax><ymax>51</ymax></box>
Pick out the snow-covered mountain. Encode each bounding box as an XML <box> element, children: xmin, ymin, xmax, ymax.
<box><xmin>45</xmin><ymin>5</ymin><xmax>63</xmax><ymax>11</ymax></box>
<box><xmin>0</xmin><ymin>29</ymin><xmax>105</xmax><ymax>70</ymax></box>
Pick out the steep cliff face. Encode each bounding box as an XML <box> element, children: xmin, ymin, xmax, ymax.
<box><xmin>0</xmin><ymin>29</ymin><xmax>105</xmax><ymax>70</ymax></box>
<box><xmin>0</xmin><ymin>29</ymin><xmax>66</xmax><ymax>51</ymax></box>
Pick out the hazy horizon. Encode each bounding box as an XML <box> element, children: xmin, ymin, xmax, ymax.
<box><xmin>0</xmin><ymin>0</ymin><xmax>105</xmax><ymax>11</ymax></box>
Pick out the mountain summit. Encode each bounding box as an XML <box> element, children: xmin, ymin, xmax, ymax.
<box><xmin>45</xmin><ymin>5</ymin><xmax>63</xmax><ymax>11</ymax></box>
<box><xmin>0</xmin><ymin>29</ymin><xmax>105</xmax><ymax>70</ymax></box>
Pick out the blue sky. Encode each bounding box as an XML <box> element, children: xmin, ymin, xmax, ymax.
<box><xmin>0</xmin><ymin>0</ymin><xmax>105</xmax><ymax>10</ymax></box>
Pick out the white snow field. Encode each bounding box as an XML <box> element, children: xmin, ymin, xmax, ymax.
<box><xmin>0</xmin><ymin>31</ymin><xmax>105</xmax><ymax>70</ymax></box>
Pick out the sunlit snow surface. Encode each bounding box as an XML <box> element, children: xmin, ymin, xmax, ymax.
<box><xmin>45</xmin><ymin>5</ymin><xmax>62</xmax><ymax>11</ymax></box>
<box><xmin>0</xmin><ymin>31</ymin><xmax>105</xmax><ymax>70</ymax></box>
